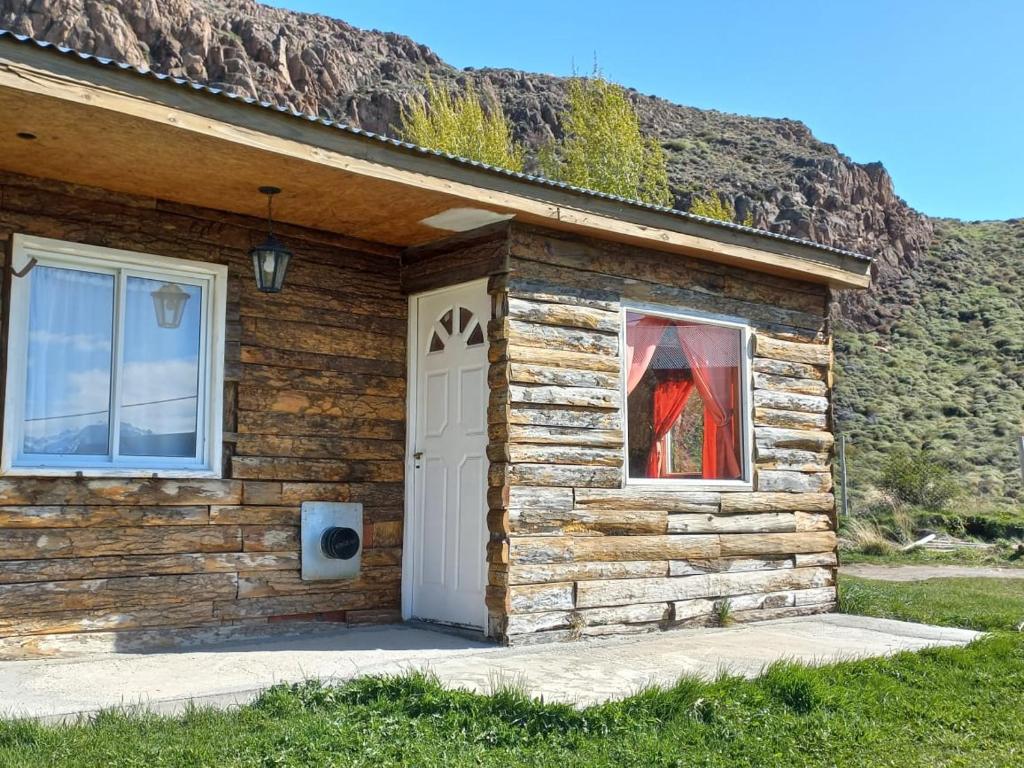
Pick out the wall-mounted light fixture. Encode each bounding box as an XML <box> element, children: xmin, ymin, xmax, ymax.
<box><xmin>249</xmin><ymin>186</ymin><xmax>293</xmax><ymax>293</ymax></box>
<box><xmin>150</xmin><ymin>282</ymin><xmax>190</xmax><ymax>329</ymax></box>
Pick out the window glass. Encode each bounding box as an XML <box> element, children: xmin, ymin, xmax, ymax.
<box><xmin>7</xmin><ymin>238</ymin><xmax>223</xmax><ymax>474</ymax></box>
<box><xmin>119</xmin><ymin>277</ymin><xmax>202</xmax><ymax>458</ymax></box>
<box><xmin>23</xmin><ymin>266</ymin><xmax>114</xmax><ymax>456</ymax></box>
<box><xmin>625</xmin><ymin>310</ymin><xmax>744</xmax><ymax>481</ymax></box>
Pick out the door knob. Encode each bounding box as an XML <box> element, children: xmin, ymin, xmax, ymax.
<box><xmin>413</xmin><ymin>451</ymin><xmax>423</xmax><ymax>459</ymax></box>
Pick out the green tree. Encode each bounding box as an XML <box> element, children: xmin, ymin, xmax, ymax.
<box><xmin>538</xmin><ymin>76</ymin><xmax>672</xmax><ymax>207</ymax></box>
<box><xmin>689</xmin><ymin>191</ymin><xmax>754</xmax><ymax>225</ymax></box>
<box><xmin>400</xmin><ymin>75</ymin><xmax>525</xmax><ymax>171</ymax></box>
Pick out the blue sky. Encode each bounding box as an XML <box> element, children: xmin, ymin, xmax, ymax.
<box><xmin>272</xmin><ymin>0</ymin><xmax>1022</xmax><ymax>221</ymax></box>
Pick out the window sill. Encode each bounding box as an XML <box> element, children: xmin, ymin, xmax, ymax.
<box><xmin>625</xmin><ymin>479</ymin><xmax>754</xmax><ymax>493</ymax></box>
<box><xmin>0</xmin><ymin>466</ymin><xmax>222</xmax><ymax>480</ymax></box>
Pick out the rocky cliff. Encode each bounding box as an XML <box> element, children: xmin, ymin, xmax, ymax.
<box><xmin>4</xmin><ymin>0</ymin><xmax>1020</xmax><ymax>500</ymax></box>
<box><xmin>1</xmin><ymin>0</ymin><xmax>932</xmax><ymax>329</ymax></box>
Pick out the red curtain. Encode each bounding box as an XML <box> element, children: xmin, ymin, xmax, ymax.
<box><xmin>673</xmin><ymin>324</ymin><xmax>742</xmax><ymax>479</ymax></box>
<box><xmin>646</xmin><ymin>376</ymin><xmax>694</xmax><ymax>477</ymax></box>
<box><xmin>625</xmin><ymin>315</ymin><xmax>670</xmax><ymax>394</ymax></box>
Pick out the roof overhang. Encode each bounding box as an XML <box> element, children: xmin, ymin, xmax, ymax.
<box><xmin>0</xmin><ymin>35</ymin><xmax>871</xmax><ymax>288</ymax></box>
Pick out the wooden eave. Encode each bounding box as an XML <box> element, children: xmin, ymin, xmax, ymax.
<box><xmin>0</xmin><ymin>37</ymin><xmax>871</xmax><ymax>288</ymax></box>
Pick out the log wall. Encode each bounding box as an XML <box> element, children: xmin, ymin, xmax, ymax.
<box><xmin>0</xmin><ymin>171</ymin><xmax>842</xmax><ymax>654</ymax></box>
<box><xmin>486</xmin><ymin>224</ymin><xmax>839</xmax><ymax>644</ymax></box>
<box><xmin>0</xmin><ymin>172</ymin><xmax>406</xmax><ymax>656</ymax></box>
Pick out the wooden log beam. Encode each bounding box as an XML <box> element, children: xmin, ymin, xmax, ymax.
<box><xmin>510</xmin><ymin>534</ymin><xmax>719</xmax><ymax>564</ymax></box>
<box><xmin>719</xmin><ymin>531</ymin><xmax>837</xmax><ymax>557</ymax></box>
<box><xmin>0</xmin><ymin>552</ymin><xmax>299</xmax><ymax>585</ymax></box>
<box><xmin>491</xmin><ymin>361</ymin><xmax>620</xmax><ymax>390</ymax></box>
<box><xmin>752</xmin><ymin>357</ymin><xmax>826</xmax><ymax>380</ymax></box>
<box><xmin>576</xmin><ymin>565</ymin><xmax>833</xmax><ymax>608</ymax></box>
<box><xmin>754</xmin><ymin>449</ymin><xmax>831</xmax><ymax>472</ymax></box>
<box><xmin>754</xmin><ymin>335</ymin><xmax>832</xmax><ymax>366</ymax></box>
<box><xmin>489</xmin><ymin>340</ymin><xmax>620</xmax><ymax>372</ymax></box>
<box><xmin>504</xmin><ymin>444</ymin><xmax>623</xmax><ymax>467</ymax></box>
<box><xmin>0</xmin><ymin>573</ymin><xmax>238</xmax><ymax>617</ymax></box>
<box><xmin>667</xmin><ymin>512</ymin><xmax>796</xmax><ymax>534</ymax></box>
<box><xmin>490</xmin><ymin>423</ymin><xmax>623</xmax><ymax>448</ymax></box>
<box><xmin>506</xmin><ymin>297</ymin><xmax>619</xmax><ymax>333</ymax></box>
<box><xmin>574</xmin><ymin>489</ymin><xmax>722</xmax><ymax>510</ymax></box>
<box><xmin>499</xmin><ymin>463</ymin><xmax>622</xmax><ymax>488</ymax></box>
<box><xmin>719</xmin><ymin>492</ymin><xmax>834</xmax><ymax>513</ymax></box>
<box><xmin>0</xmin><ymin>526</ymin><xmax>242</xmax><ymax>559</ymax></box>
<box><xmin>0</xmin><ymin>506</ymin><xmax>209</xmax><ymax>528</ymax></box>
<box><xmin>755</xmin><ymin>427</ymin><xmax>834</xmax><ymax>452</ymax></box>
<box><xmin>757</xmin><ymin>471</ymin><xmax>833</xmax><ymax>493</ymax></box>
<box><xmin>754</xmin><ymin>407</ymin><xmax>828</xmax><ymax>430</ymax></box>
<box><xmin>505</xmin><ymin>560</ymin><xmax>669</xmax><ymax>586</ymax></box>
<box><xmin>0</xmin><ymin>479</ymin><xmax>242</xmax><ymax>506</ymax></box>
<box><xmin>753</xmin><ymin>372</ymin><xmax>827</xmax><ymax>396</ymax></box>
<box><xmin>510</xmin><ymin>508</ymin><xmax>667</xmax><ymax>536</ymax></box>
<box><xmin>753</xmin><ymin>390</ymin><xmax>829</xmax><ymax>414</ymax></box>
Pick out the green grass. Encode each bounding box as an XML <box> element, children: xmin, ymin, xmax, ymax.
<box><xmin>1</xmin><ymin>580</ymin><xmax>1022</xmax><ymax>767</ymax></box>
<box><xmin>841</xmin><ymin>545</ymin><xmax>1024</xmax><ymax>569</ymax></box>
<box><xmin>1</xmin><ymin>640</ymin><xmax>1022</xmax><ymax>768</ymax></box>
<box><xmin>3</xmin><ymin>577</ymin><xmax>1022</xmax><ymax>767</ymax></box>
<box><xmin>838</xmin><ymin>574</ymin><xmax>1024</xmax><ymax>632</ymax></box>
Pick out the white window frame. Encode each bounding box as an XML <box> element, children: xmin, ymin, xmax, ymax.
<box><xmin>620</xmin><ymin>301</ymin><xmax>754</xmax><ymax>491</ymax></box>
<box><xmin>2</xmin><ymin>235</ymin><xmax>227</xmax><ymax>478</ymax></box>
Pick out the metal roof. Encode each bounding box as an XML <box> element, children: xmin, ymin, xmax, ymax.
<box><xmin>0</xmin><ymin>29</ymin><xmax>871</xmax><ymax>264</ymax></box>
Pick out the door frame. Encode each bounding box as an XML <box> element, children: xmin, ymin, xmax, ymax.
<box><xmin>400</xmin><ymin>278</ymin><xmax>490</xmax><ymax>624</ymax></box>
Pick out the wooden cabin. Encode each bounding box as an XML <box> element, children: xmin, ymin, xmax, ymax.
<box><xmin>0</xmin><ymin>31</ymin><xmax>871</xmax><ymax>656</ymax></box>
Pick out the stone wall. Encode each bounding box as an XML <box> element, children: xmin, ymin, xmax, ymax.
<box><xmin>0</xmin><ymin>171</ymin><xmax>406</xmax><ymax>656</ymax></box>
<box><xmin>485</xmin><ymin>225</ymin><xmax>838</xmax><ymax>644</ymax></box>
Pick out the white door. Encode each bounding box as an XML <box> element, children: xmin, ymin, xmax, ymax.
<box><xmin>406</xmin><ymin>280</ymin><xmax>490</xmax><ymax>629</ymax></box>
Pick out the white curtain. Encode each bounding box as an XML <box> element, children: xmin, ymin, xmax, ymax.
<box><xmin>24</xmin><ymin>266</ymin><xmax>114</xmax><ymax>455</ymax></box>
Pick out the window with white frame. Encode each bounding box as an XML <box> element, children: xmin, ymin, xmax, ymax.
<box><xmin>623</xmin><ymin>306</ymin><xmax>751</xmax><ymax>485</ymax></box>
<box><xmin>3</xmin><ymin>235</ymin><xmax>226</xmax><ymax>475</ymax></box>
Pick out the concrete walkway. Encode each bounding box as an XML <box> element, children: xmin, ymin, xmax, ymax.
<box><xmin>0</xmin><ymin>615</ymin><xmax>980</xmax><ymax>721</ymax></box>
<box><xmin>843</xmin><ymin>563</ymin><xmax>1024</xmax><ymax>581</ymax></box>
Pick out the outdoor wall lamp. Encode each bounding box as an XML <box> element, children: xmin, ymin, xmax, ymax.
<box><xmin>249</xmin><ymin>185</ymin><xmax>293</xmax><ymax>293</ymax></box>
<box><xmin>150</xmin><ymin>282</ymin><xmax>190</xmax><ymax>329</ymax></box>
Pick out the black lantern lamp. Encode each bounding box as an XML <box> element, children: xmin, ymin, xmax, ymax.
<box><xmin>150</xmin><ymin>282</ymin><xmax>190</xmax><ymax>329</ymax></box>
<box><xmin>250</xmin><ymin>186</ymin><xmax>292</xmax><ymax>293</ymax></box>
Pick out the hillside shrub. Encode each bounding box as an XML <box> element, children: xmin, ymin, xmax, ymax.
<box><xmin>880</xmin><ymin>449</ymin><xmax>960</xmax><ymax>510</ymax></box>
<box><xmin>689</xmin><ymin>191</ymin><xmax>754</xmax><ymax>225</ymax></box>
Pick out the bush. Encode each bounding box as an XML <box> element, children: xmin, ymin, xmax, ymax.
<box><xmin>842</xmin><ymin>517</ymin><xmax>896</xmax><ymax>555</ymax></box>
<box><xmin>880</xmin><ymin>449</ymin><xmax>960</xmax><ymax>510</ymax></box>
<box><xmin>688</xmin><ymin>191</ymin><xmax>755</xmax><ymax>225</ymax></box>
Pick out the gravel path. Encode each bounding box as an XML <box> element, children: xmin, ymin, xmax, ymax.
<box><xmin>843</xmin><ymin>563</ymin><xmax>1024</xmax><ymax>582</ymax></box>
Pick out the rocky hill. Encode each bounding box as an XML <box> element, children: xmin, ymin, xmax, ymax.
<box><xmin>2</xmin><ymin>0</ymin><xmax>1020</xmax><ymax>501</ymax></box>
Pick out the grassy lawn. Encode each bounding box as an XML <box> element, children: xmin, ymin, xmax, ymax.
<box><xmin>840</xmin><ymin>546</ymin><xmax>1024</xmax><ymax>569</ymax></box>
<box><xmin>1</xmin><ymin>576</ymin><xmax>1022</xmax><ymax>767</ymax></box>
<box><xmin>839</xmin><ymin>574</ymin><xmax>1024</xmax><ymax>631</ymax></box>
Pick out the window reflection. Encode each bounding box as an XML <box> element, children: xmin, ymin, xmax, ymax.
<box><xmin>119</xmin><ymin>277</ymin><xmax>201</xmax><ymax>457</ymax></box>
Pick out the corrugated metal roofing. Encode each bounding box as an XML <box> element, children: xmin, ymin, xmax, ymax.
<box><xmin>0</xmin><ymin>29</ymin><xmax>872</xmax><ymax>264</ymax></box>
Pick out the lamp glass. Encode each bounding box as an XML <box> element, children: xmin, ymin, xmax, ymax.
<box><xmin>150</xmin><ymin>282</ymin><xmax>190</xmax><ymax>329</ymax></box>
<box><xmin>250</xmin><ymin>236</ymin><xmax>292</xmax><ymax>293</ymax></box>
